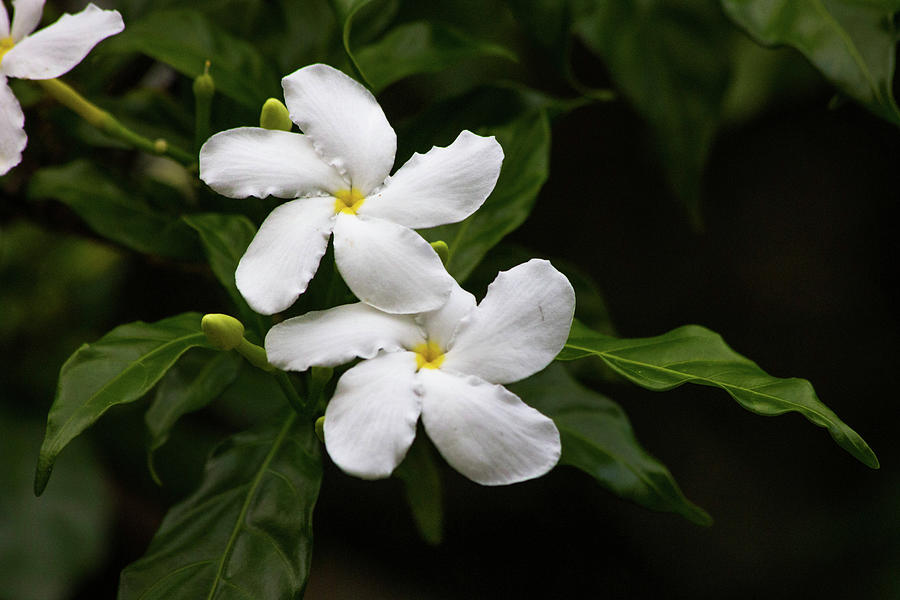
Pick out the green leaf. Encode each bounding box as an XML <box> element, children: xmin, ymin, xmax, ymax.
<box><xmin>0</xmin><ymin>414</ymin><xmax>112</xmax><ymax>600</ymax></box>
<box><xmin>108</xmin><ymin>8</ymin><xmax>279</xmax><ymax>108</ymax></box>
<box><xmin>559</xmin><ymin>322</ymin><xmax>879</xmax><ymax>468</ymax></box>
<box><xmin>394</xmin><ymin>434</ymin><xmax>443</xmax><ymax>545</ymax></box>
<box><xmin>28</xmin><ymin>161</ymin><xmax>200</xmax><ymax>260</ymax></box>
<box><xmin>35</xmin><ymin>313</ymin><xmax>212</xmax><ymax>496</ymax></box>
<box><xmin>183</xmin><ymin>213</ymin><xmax>266</xmax><ymax>335</ymax></box>
<box><xmin>512</xmin><ymin>365</ymin><xmax>711</xmax><ymax>525</ymax></box>
<box><xmin>146</xmin><ymin>351</ymin><xmax>242</xmax><ymax>484</ymax></box>
<box><xmin>721</xmin><ymin>0</ymin><xmax>900</xmax><ymax>125</ymax></box>
<box><xmin>356</xmin><ymin>21</ymin><xmax>516</xmax><ymax>93</ymax></box>
<box><xmin>119</xmin><ymin>413</ymin><xmax>322</xmax><ymax>600</ymax></box>
<box><xmin>422</xmin><ymin>110</ymin><xmax>551</xmax><ymax>281</ymax></box>
<box><xmin>574</xmin><ymin>0</ymin><xmax>732</xmax><ymax>227</ymax></box>
<box><xmin>331</xmin><ymin>0</ymin><xmax>378</xmax><ymax>87</ymax></box>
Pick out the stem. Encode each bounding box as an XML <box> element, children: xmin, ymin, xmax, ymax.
<box><xmin>275</xmin><ymin>371</ymin><xmax>309</xmax><ymax>417</ymax></box>
<box><xmin>37</xmin><ymin>78</ymin><xmax>195</xmax><ymax>166</ymax></box>
<box><xmin>235</xmin><ymin>337</ymin><xmax>273</xmax><ymax>372</ymax></box>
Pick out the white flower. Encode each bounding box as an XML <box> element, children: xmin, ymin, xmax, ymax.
<box><xmin>199</xmin><ymin>63</ymin><xmax>504</xmax><ymax>316</ymax></box>
<box><xmin>265</xmin><ymin>259</ymin><xmax>575</xmax><ymax>485</ymax></box>
<box><xmin>0</xmin><ymin>1</ymin><xmax>124</xmax><ymax>174</ymax></box>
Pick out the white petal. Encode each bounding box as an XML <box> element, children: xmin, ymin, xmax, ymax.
<box><xmin>419</xmin><ymin>369</ymin><xmax>560</xmax><ymax>486</ymax></box>
<box><xmin>361</xmin><ymin>131</ymin><xmax>504</xmax><ymax>229</ymax></box>
<box><xmin>235</xmin><ymin>197</ymin><xmax>336</xmax><ymax>315</ymax></box>
<box><xmin>324</xmin><ymin>352</ymin><xmax>423</xmax><ymax>480</ymax></box>
<box><xmin>282</xmin><ymin>64</ymin><xmax>396</xmax><ymax>195</ymax></box>
<box><xmin>11</xmin><ymin>0</ymin><xmax>44</xmax><ymax>41</ymax></box>
<box><xmin>199</xmin><ymin>127</ymin><xmax>346</xmax><ymax>199</ymax></box>
<box><xmin>1</xmin><ymin>4</ymin><xmax>10</xmax><ymax>38</ymax></box>
<box><xmin>443</xmin><ymin>259</ymin><xmax>575</xmax><ymax>384</ymax></box>
<box><xmin>0</xmin><ymin>78</ymin><xmax>26</xmax><ymax>175</ymax></box>
<box><xmin>333</xmin><ymin>214</ymin><xmax>453</xmax><ymax>314</ymax></box>
<box><xmin>417</xmin><ymin>282</ymin><xmax>475</xmax><ymax>350</ymax></box>
<box><xmin>265</xmin><ymin>302</ymin><xmax>424</xmax><ymax>371</ymax></box>
<box><xmin>1</xmin><ymin>4</ymin><xmax>123</xmax><ymax>80</ymax></box>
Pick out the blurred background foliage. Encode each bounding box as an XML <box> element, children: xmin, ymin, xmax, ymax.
<box><xmin>1</xmin><ymin>0</ymin><xmax>898</xmax><ymax>597</ymax></box>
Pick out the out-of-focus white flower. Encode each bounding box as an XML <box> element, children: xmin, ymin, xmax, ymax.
<box><xmin>266</xmin><ymin>259</ymin><xmax>575</xmax><ymax>486</ymax></box>
<box><xmin>0</xmin><ymin>1</ymin><xmax>124</xmax><ymax>174</ymax></box>
<box><xmin>199</xmin><ymin>63</ymin><xmax>504</xmax><ymax>316</ymax></box>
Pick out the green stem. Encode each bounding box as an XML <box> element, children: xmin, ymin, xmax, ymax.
<box><xmin>37</xmin><ymin>78</ymin><xmax>195</xmax><ymax>166</ymax></box>
<box><xmin>235</xmin><ymin>337</ymin><xmax>273</xmax><ymax>372</ymax></box>
<box><xmin>275</xmin><ymin>371</ymin><xmax>309</xmax><ymax>417</ymax></box>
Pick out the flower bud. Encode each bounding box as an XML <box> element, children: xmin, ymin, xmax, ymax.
<box><xmin>315</xmin><ymin>416</ymin><xmax>326</xmax><ymax>443</ymax></box>
<box><xmin>201</xmin><ymin>313</ymin><xmax>244</xmax><ymax>350</ymax></box>
<box><xmin>192</xmin><ymin>60</ymin><xmax>215</xmax><ymax>100</ymax></box>
<box><xmin>260</xmin><ymin>98</ymin><xmax>293</xmax><ymax>131</ymax></box>
<box><xmin>430</xmin><ymin>240</ymin><xmax>449</xmax><ymax>264</ymax></box>
<box><xmin>194</xmin><ymin>61</ymin><xmax>215</xmax><ymax>151</ymax></box>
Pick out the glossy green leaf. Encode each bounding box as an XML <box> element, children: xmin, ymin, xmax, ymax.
<box><xmin>119</xmin><ymin>413</ymin><xmax>322</xmax><ymax>600</ymax></box>
<box><xmin>35</xmin><ymin>313</ymin><xmax>212</xmax><ymax>496</ymax></box>
<box><xmin>331</xmin><ymin>0</ymin><xmax>377</xmax><ymax>87</ymax></box>
<box><xmin>356</xmin><ymin>21</ymin><xmax>516</xmax><ymax>93</ymax></box>
<box><xmin>183</xmin><ymin>213</ymin><xmax>266</xmax><ymax>335</ymax></box>
<box><xmin>721</xmin><ymin>0</ymin><xmax>900</xmax><ymax>125</ymax></box>
<box><xmin>108</xmin><ymin>9</ymin><xmax>279</xmax><ymax>108</ymax></box>
<box><xmin>146</xmin><ymin>351</ymin><xmax>243</xmax><ymax>484</ymax></box>
<box><xmin>421</xmin><ymin>110</ymin><xmax>551</xmax><ymax>281</ymax></box>
<box><xmin>559</xmin><ymin>322</ymin><xmax>879</xmax><ymax>468</ymax></box>
<box><xmin>394</xmin><ymin>434</ymin><xmax>443</xmax><ymax>545</ymax></box>
<box><xmin>574</xmin><ymin>0</ymin><xmax>732</xmax><ymax>227</ymax></box>
<box><xmin>512</xmin><ymin>365</ymin><xmax>711</xmax><ymax>525</ymax></box>
<box><xmin>0</xmin><ymin>414</ymin><xmax>111</xmax><ymax>600</ymax></box>
<box><xmin>28</xmin><ymin>161</ymin><xmax>200</xmax><ymax>260</ymax></box>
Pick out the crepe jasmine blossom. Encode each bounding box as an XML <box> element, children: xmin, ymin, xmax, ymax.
<box><xmin>199</xmin><ymin>63</ymin><xmax>504</xmax><ymax>315</ymax></box>
<box><xmin>0</xmin><ymin>1</ymin><xmax>124</xmax><ymax>174</ymax></box>
<box><xmin>265</xmin><ymin>259</ymin><xmax>575</xmax><ymax>486</ymax></box>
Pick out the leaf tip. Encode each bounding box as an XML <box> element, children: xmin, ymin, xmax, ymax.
<box><xmin>147</xmin><ymin>452</ymin><xmax>163</xmax><ymax>486</ymax></box>
<box><xmin>861</xmin><ymin>448</ymin><xmax>880</xmax><ymax>470</ymax></box>
<box><xmin>687</xmin><ymin>506</ymin><xmax>714</xmax><ymax>527</ymax></box>
<box><xmin>33</xmin><ymin>456</ymin><xmax>53</xmax><ymax>497</ymax></box>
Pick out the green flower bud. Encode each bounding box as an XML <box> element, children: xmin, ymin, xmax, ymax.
<box><xmin>430</xmin><ymin>240</ymin><xmax>450</xmax><ymax>264</ymax></box>
<box><xmin>201</xmin><ymin>313</ymin><xmax>244</xmax><ymax>350</ymax></box>
<box><xmin>260</xmin><ymin>98</ymin><xmax>293</xmax><ymax>131</ymax></box>
<box><xmin>192</xmin><ymin>60</ymin><xmax>215</xmax><ymax>99</ymax></box>
<box><xmin>315</xmin><ymin>416</ymin><xmax>326</xmax><ymax>443</ymax></box>
<box><xmin>193</xmin><ymin>60</ymin><xmax>215</xmax><ymax>151</ymax></box>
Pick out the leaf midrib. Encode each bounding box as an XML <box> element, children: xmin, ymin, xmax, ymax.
<box><xmin>808</xmin><ymin>0</ymin><xmax>887</xmax><ymax>109</ymax></box>
<box><xmin>205</xmin><ymin>413</ymin><xmax>298</xmax><ymax>600</ymax></box>
<box><xmin>51</xmin><ymin>330</ymin><xmax>207</xmax><ymax>455</ymax></box>
<box><xmin>562</xmin><ymin>341</ymin><xmax>835</xmax><ymax>427</ymax></box>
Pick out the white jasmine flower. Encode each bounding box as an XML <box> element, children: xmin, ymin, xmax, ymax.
<box><xmin>266</xmin><ymin>259</ymin><xmax>575</xmax><ymax>485</ymax></box>
<box><xmin>199</xmin><ymin>63</ymin><xmax>504</xmax><ymax>315</ymax></box>
<box><xmin>0</xmin><ymin>1</ymin><xmax>124</xmax><ymax>174</ymax></box>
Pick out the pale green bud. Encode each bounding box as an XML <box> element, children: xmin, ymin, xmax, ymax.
<box><xmin>260</xmin><ymin>98</ymin><xmax>293</xmax><ymax>131</ymax></box>
<box><xmin>315</xmin><ymin>416</ymin><xmax>326</xmax><ymax>443</ymax></box>
<box><xmin>430</xmin><ymin>240</ymin><xmax>449</xmax><ymax>264</ymax></box>
<box><xmin>192</xmin><ymin>60</ymin><xmax>215</xmax><ymax>99</ymax></box>
<box><xmin>201</xmin><ymin>313</ymin><xmax>244</xmax><ymax>350</ymax></box>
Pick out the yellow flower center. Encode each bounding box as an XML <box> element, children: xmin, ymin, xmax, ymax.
<box><xmin>413</xmin><ymin>339</ymin><xmax>445</xmax><ymax>370</ymax></box>
<box><xmin>0</xmin><ymin>36</ymin><xmax>14</xmax><ymax>64</ymax></box>
<box><xmin>334</xmin><ymin>187</ymin><xmax>365</xmax><ymax>215</ymax></box>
